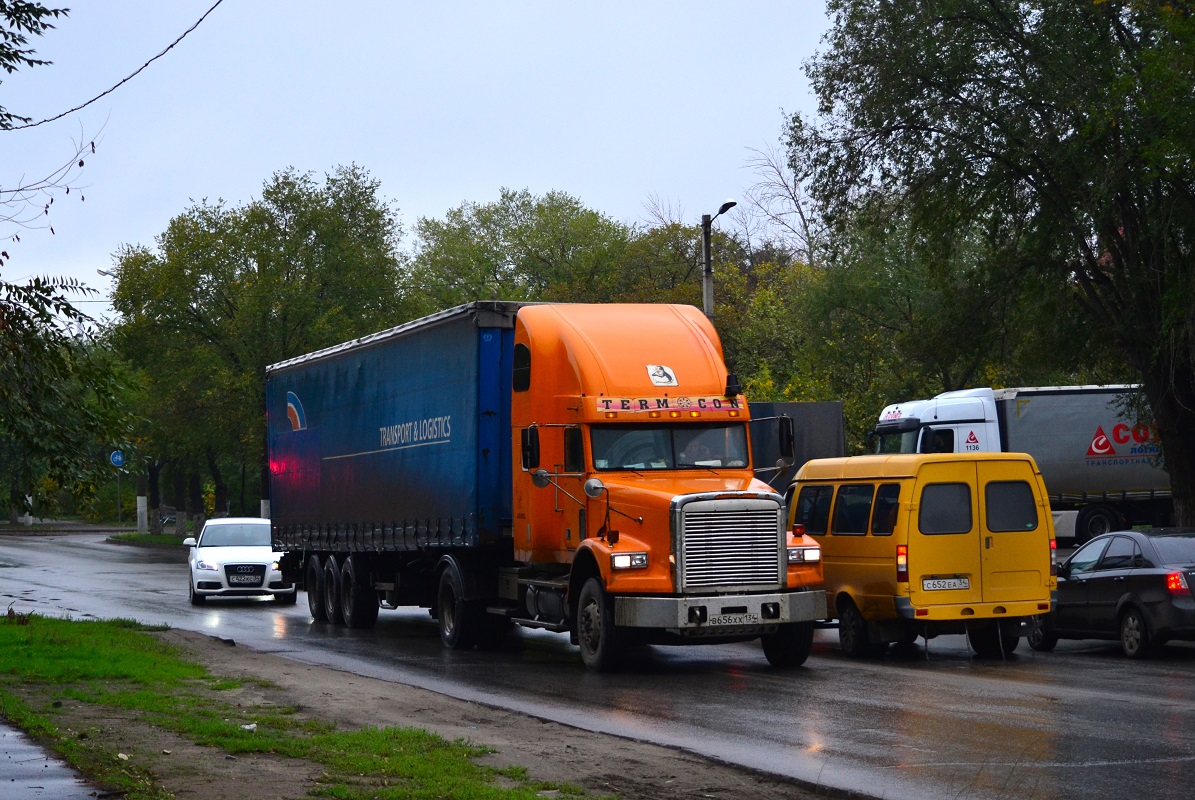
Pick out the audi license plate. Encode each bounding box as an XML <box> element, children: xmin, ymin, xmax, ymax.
<box><xmin>922</xmin><ymin>577</ymin><xmax>969</xmax><ymax>591</ymax></box>
<box><xmin>228</xmin><ymin>574</ymin><xmax>259</xmax><ymax>584</ymax></box>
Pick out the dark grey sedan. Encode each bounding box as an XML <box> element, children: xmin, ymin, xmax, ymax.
<box><xmin>1028</xmin><ymin>528</ymin><xmax>1195</xmax><ymax>658</ymax></box>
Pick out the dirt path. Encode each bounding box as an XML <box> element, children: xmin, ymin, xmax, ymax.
<box><xmin>39</xmin><ymin>629</ymin><xmax>836</xmax><ymax>800</ymax></box>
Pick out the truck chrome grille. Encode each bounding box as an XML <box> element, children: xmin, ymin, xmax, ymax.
<box><xmin>678</xmin><ymin>500</ymin><xmax>783</xmax><ymax>592</ymax></box>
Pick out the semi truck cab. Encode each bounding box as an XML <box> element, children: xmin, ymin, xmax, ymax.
<box><xmin>874</xmin><ymin>388</ymin><xmax>1002</xmax><ymax>455</ymax></box>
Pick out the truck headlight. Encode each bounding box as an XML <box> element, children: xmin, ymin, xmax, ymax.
<box><xmin>611</xmin><ymin>552</ymin><xmax>649</xmax><ymax>570</ymax></box>
<box><xmin>787</xmin><ymin>546</ymin><xmax>820</xmax><ymax>564</ymax></box>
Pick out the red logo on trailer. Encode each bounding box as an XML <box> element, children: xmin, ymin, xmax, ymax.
<box><xmin>1087</xmin><ymin>426</ymin><xmax>1116</xmax><ymax>457</ymax></box>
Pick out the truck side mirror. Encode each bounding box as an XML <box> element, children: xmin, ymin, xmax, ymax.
<box><xmin>521</xmin><ymin>426</ymin><xmax>540</xmax><ymax>470</ymax></box>
<box><xmin>778</xmin><ymin>415</ymin><xmax>795</xmax><ymax>460</ymax></box>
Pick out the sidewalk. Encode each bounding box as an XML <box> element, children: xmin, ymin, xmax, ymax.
<box><xmin>0</xmin><ymin>722</ymin><xmax>100</xmax><ymax>799</ymax></box>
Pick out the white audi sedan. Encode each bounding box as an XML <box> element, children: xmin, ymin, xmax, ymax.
<box><xmin>183</xmin><ymin>517</ymin><xmax>296</xmax><ymax>605</ymax></box>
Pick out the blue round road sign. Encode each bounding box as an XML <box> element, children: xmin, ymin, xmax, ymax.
<box><xmin>110</xmin><ymin>450</ymin><xmax>125</xmax><ymax>468</ymax></box>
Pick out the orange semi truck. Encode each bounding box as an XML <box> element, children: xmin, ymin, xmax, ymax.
<box><xmin>267</xmin><ymin>301</ymin><xmax>825</xmax><ymax>671</ymax></box>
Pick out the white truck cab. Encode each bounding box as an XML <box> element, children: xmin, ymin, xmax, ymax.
<box><xmin>874</xmin><ymin>388</ymin><xmax>1002</xmax><ymax>455</ymax></box>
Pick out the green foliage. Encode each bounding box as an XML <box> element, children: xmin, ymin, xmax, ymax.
<box><xmin>0</xmin><ymin>1</ymin><xmax>67</xmax><ymax>129</ymax></box>
<box><xmin>790</xmin><ymin>0</ymin><xmax>1195</xmax><ymax>506</ymax></box>
<box><xmin>0</xmin><ymin>277</ymin><xmax>129</xmax><ymax>512</ymax></box>
<box><xmin>110</xmin><ymin>165</ymin><xmax>411</xmax><ymax>507</ymax></box>
<box><xmin>409</xmin><ymin>187</ymin><xmax>632</xmax><ymax>308</ymax></box>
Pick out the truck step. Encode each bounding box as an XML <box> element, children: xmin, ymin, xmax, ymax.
<box><xmin>509</xmin><ymin>616</ymin><xmax>570</xmax><ymax>633</ymax></box>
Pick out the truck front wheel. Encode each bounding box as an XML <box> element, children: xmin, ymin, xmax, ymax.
<box><xmin>305</xmin><ymin>555</ymin><xmax>326</xmax><ymax>621</ymax></box>
<box><xmin>1075</xmin><ymin>506</ymin><xmax>1122</xmax><ymax>544</ymax></box>
<box><xmin>761</xmin><ymin>621</ymin><xmax>814</xmax><ymax>667</ymax></box>
<box><xmin>437</xmin><ymin>563</ymin><xmax>479</xmax><ymax>650</ymax></box>
<box><xmin>340</xmin><ymin>555</ymin><xmax>379</xmax><ymax>629</ymax></box>
<box><xmin>576</xmin><ymin>577</ymin><xmax>625</xmax><ymax>672</ymax></box>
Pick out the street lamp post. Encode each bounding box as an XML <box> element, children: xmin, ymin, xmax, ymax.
<box><xmin>701</xmin><ymin>199</ymin><xmax>737</xmax><ymax>320</ymax></box>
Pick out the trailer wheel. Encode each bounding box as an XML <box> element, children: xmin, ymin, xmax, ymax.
<box><xmin>305</xmin><ymin>555</ymin><xmax>326</xmax><ymax>621</ymax></box>
<box><xmin>761</xmin><ymin>621</ymin><xmax>814</xmax><ymax>668</ymax></box>
<box><xmin>576</xmin><ymin>577</ymin><xmax>625</xmax><ymax>672</ymax></box>
<box><xmin>340</xmin><ymin>555</ymin><xmax>379</xmax><ymax>629</ymax></box>
<box><xmin>322</xmin><ymin>555</ymin><xmax>344</xmax><ymax>625</ymax></box>
<box><xmin>1075</xmin><ymin>506</ymin><xmax>1122</xmax><ymax>544</ymax></box>
<box><xmin>437</xmin><ymin>563</ymin><xmax>478</xmax><ymax>650</ymax></box>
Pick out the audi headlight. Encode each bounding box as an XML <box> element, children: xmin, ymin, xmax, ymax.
<box><xmin>611</xmin><ymin>552</ymin><xmax>649</xmax><ymax>570</ymax></box>
<box><xmin>787</xmin><ymin>546</ymin><xmax>821</xmax><ymax>564</ymax></box>
<box><xmin>195</xmin><ymin>560</ymin><xmax>219</xmax><ymax>571</ymax></box>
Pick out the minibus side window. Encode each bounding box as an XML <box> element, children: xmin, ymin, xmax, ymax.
<box><xmin>831</xmin><ymin>484</ymin><xmax>874</xmax><ymax>536</ymax></box>
<box><xmin>919</xmin><ymin>483</ymin><xmax>972</xmax><ymax>534</ymax></box>
<box><xmin>870</xmin><ymin>483</ymin><xmax>901</xmax><ymax>536</ymax></box>
<box><xmin>985</xmin><ymin>480</ymin><xmax>1038</xmax><ymax>532</ymax></box>
<box><xmin>794</xmin><ymin>485</ymin><xmax>833</xmax><ymax>536</ymax></box>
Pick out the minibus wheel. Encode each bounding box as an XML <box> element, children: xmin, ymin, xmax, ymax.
<box><xmin>838</xmin><ymin>600</ymin><xmax>877</xmax><ymax>657</ymax></box>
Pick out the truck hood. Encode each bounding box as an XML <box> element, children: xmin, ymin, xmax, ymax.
<box><xmin>598</xmin><ymin>473</ymin><xmax>778</xmax><ymax>511</ymax></box>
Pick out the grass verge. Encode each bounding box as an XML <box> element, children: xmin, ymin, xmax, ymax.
<box><xmin>0</xmin><ymin>611</ymin><xmax>594</xmax><ymax>800</ymax></box>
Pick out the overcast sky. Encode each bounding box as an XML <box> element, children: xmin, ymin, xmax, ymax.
<box><xmin>3</xmin><ymin>1</ymin><xmax>830</xmax><ymax>319</ymax></box>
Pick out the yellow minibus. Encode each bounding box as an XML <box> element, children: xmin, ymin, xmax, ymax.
<box><xmin>787</xmin><ymin>453</ymin><xmax>1056</xmax><ymax>657</ymax></box>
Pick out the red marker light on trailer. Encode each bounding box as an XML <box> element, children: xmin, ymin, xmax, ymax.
<box><xmin>896</xmin><ymin>544</ymin><xmax>908</xmax><ymax>583</ymax></box>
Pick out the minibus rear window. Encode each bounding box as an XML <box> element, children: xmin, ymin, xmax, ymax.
<box><xmin>985</xmin><ymin>481</ymin><xmax>1039</xmax><ymax>532</ymax></box>
<box><xmin>794</xmin><ymin>485</ymin><xmax>833</xmax><ymax>536</ymax></box>
<box><xmin>919</xmin><ymin>483</ymin><xmax>972</xmax><ymax>534</ymax></box>
<box><xmin>831</xmin><ymin>484</ymin><xmax>874</xmax><ymax>536</ymax></box>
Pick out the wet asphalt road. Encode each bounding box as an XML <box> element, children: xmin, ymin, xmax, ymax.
<box><xmin>1</xmin><ymin>531</ymin><xmax>1193</xmax><ymax>800</ymax></box>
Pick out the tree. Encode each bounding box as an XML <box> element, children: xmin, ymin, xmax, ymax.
<box><xmin>408</xmin><ymin>188</ymin><xmax>631</xmax><ymax>308</ymax></box>
<box><xmin>790</xmin><ymin>1</ymin><xmax>1195</xmax><ymax>521</ymax></box>
<box><xmin>110</xmin><ymin>165</ymin><xmax>411</xmax><ymax>514</ymax></box>
<box><xmin>0</xmin><ymin>276</ymin><xmax>126</xmax><ymax>516</ymax></box>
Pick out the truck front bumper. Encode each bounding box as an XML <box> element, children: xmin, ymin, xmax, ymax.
<box><xmin>614</xmin><ymin>589</ymin><xmax>825</xmax><ymax>633</ymax></box>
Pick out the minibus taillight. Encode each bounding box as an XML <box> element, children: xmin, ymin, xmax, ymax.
<box><xmin>896</xmin><ymin>544</ymin><xmax>908</xmax><ymax>583</ymax></box>
<box><xmin>1050</xmin><ymin>538</ymin><xmax>1057</xmax><ymax>577</ymax></box>
<box><xmin>1166</xmin><ymin>571</ymin><xmax>1192</xmax><ymax>597</ymax></box>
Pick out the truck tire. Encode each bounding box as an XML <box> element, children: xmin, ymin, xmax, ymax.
<box><xmin>576</xmin><ymin>577</ymin><xmax>626</xmax><ymax>672</ymax></box>
<box><xmin>1075</xmin><ymin>506</ymin><xmax>1122</xmax><ymax>544</ymax></box>
<box><xmin>761</xmin><ymin>621</ymin><xmax>815</xmax><ymax>667</ymax></box>
<box><xmin>305</xmin><ymin>555</ymin><xmax>326</xmax><ymax>621</ymax></box>
<box><xmin>437</xmin><ymin>562</ymin><xmax>479</xmax><ymax>650</ymax></box>
<box><xmin>322</xmin><ymin>555</ymin><xmax>344</xmax><ymax>625</ymax></box>
<box><xmin>340</xmin><ymin>555</ymin><xmax>379</xmax><ymax>629</ymax></box>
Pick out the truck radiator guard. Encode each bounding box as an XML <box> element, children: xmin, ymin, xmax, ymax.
<box><xmin>672</xmin><ymin>494</ymin><xmax>785</xmax><ymax>593</ymax></box>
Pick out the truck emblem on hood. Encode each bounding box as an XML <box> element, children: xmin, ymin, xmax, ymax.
<box><xmin>647</xmin><ymin>364</ymin><xmax>677</xmax><ymax>386</ymax></box>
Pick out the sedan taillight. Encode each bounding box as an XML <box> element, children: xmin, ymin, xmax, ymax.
<box><xmin>1166</xmin><ymin>571</ymin><xmax>1192</xmax><ymax>597</ymax></box>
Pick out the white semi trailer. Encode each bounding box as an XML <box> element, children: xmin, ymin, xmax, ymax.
<box><xmin>871</xmin><ymin>385</ymin><xmax>1171</xmax><ymax>542</ymax></box>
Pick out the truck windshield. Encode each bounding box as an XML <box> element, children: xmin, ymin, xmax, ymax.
<box><xmin>874</xmin><ymin>429</ymin><xmax>919</xmax><ymax>454</ymax></box>
<box><xmin>590</xmin><ymin>423</ymin><xmax>749</xmax><ymax>471</ymax></box>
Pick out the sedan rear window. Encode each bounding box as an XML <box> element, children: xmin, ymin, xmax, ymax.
<box><xmin>1150</xmin><ymin>535</ymin><xmax>1195</xmax><ymax>565</ymax></box>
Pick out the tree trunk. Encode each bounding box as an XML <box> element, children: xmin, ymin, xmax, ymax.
<box><xmin>188</xmin><ymin>472</ymin><xmax>205</xmax><ymax>533</ymax></box>
<box><xmin>207</xmin><ymin>449</ymin><xmax>227</xmax><ymax>517</ymax></box>
<box><xmin>147</xmin><ymin>461</ymin><xmax>162</xmax><ymax>535</ymax></box>
<box><xmin>1141</xmin><ymin>370</ymin><xmax>1195</xmax><ymax>527</ymax></box>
